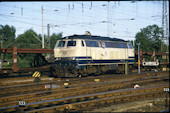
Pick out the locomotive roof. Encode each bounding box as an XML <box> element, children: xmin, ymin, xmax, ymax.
<box><xmin>62</xmin><ymin>35</ymin><xmax>128</xmax><ymax>42</ymax></box>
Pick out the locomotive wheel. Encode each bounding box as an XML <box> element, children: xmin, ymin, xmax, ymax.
<box><xmin>77</xmin><ymin>67</ymin><xmax>88</xmax><ymax>77</ymax></box>
<box><xmin>128</xmin><ymin>64</ymin><xmax>133</xmax><ymax>73</ymax></box>
<box><xmin>100</xmin><ymin>65</ymin><xmax>109</xmax><ymax>74</ymax></box>
<box><xmin>50</xmin><ymin>65</ymin><xmax>65</xmax><ymax>77</ymax></box>
<box><xmin>116</xmin><ymin>64</ymin><xmax>124</xmax><ymax>74</ymax></box>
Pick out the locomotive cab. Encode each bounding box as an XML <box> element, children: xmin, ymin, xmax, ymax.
<box><xmin>54</xmin><ymin>39</ymin><xmax>87</xmax><ymax>59</ymax></box>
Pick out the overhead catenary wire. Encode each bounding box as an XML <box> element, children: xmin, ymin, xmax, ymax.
<box><xmin>0</xmin><ymin>2</ymin><xmax>162</xmax><ymax>25</ymax></box>
<box><xmin>0</xmin><ymin>1</ymin><xmax>163</xmax><ymax>21</ymax></box>
<box><xmin>0</xmin><ymin>11</ymin><xmax>157</xmax><ymax>40</ymax></box>
<box><xmin>0</xmin><ymin>1</ymin><xmax>165</xmax><ymax>40</ymax></box>
<box><xmin>0</xmin><ymin>14</ymin><xmax>45</xmax><ymax>27</ymax></box>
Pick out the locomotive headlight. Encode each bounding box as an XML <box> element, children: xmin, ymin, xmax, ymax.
<box><xmin>69</xmin><ymin>57</ymin><xmax>76</xmax><ymax>60</ymax></box>
<box><xmin>56</xmin><ymin>58</ymin><xmax>61</xmax><ymax>61</ymax></box>
<box><xmin>72</xmin><ymin>57</ymin><xmax>76</xmax><ymax>60</ymax></box>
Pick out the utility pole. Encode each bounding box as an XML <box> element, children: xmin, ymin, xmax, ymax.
<box><xmin>161</xmin><ymin>0</ymin><xmax>165</xmax><ymax>52</ymax></box>
<box><xmin>47</xmin><ymin>24</ymin><xmax>50</xmax><ymax>49</ymax></box>
<box><xmin>165</xmin><ymin>0</ymin><xmax>169</xmax><ymax>52</ymax></box>
<box><xmin>161</xmin><ymin>0</ymin><xmax>169</xmax><ymax>52</ymax></box>
<box><xmin>0</xmin><ymin>35</ymin><xmax>3</xmax><ymax>67</ymax></box>
<box><xmin>107</xmin><ymin>1</ymin><xmax>110</xmax><ymax>37</ymax></box>
<box><xmin>42</xmin><ymin>6</ymin><xmax>44</xmax><ymax>49</ymax></box>
<box><xmin>161</xmin><ymin>0</ymin><xmax>169</xmax><ymax>63</ymax></box>
<box><xmin>137</xmin><ymin>43</ymin><xmax>141</xmax><ymax>74</ymax></box>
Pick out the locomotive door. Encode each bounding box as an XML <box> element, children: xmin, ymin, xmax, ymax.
<box><xmin>84</xmin><ymin>40</ymin><xmax>91</xmax><ymax>57</ymax></box>
<box><xmin>127</xmin><ymin>43</ymin><xmax>132</xmax><ymax>59</ymax></box>
<box><xmin>98</xmin><ymin>41</ymin><xmax>105</xmax><ymax>59</ymax></box>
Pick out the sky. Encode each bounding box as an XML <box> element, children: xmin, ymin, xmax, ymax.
<box><xmin>0</xmin><ymin>1</ymin><xmax>169</xmax><ymax>41</ymax></box>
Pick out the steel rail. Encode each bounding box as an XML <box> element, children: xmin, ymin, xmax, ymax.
<box><xmin>0</xmin><ymin>71</ymin><xmax>168</xmax><ymax>97</ymax></box>
<box><xmin>0</xmin><ymin>84</ymin><xmax>168</xmax><ymax>112</ymax></box>
<box><xmin>1</xmin><ymin>77</ymin><xmax>166</xmax><ymax>108</ymax></box>
<box><xmin>0</xmin><ymin>70</ymin><xmax>168</xmax><ymax>87</ymax></box>
<box><xmin>28</xmin><ymin>91</ymin><xmax>165</xmax><ymax>113</ymax></box>
<box><xmin>0</xmin><ymin>74</ymin><xmax>168</xmax><ymax>107</ymax></box>
<box><xmin>0</xmin><ymin>73</ymin><xmax>168</xmax><ymax>102</ymax></box>
<box><xmin>0</xmin><ymin>84</ymin><xmax>169</xmax><ymax>111</ymax></box>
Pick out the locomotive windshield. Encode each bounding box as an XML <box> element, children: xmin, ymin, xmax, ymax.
<box><xmin>57</xmin><ymin>41</ymin><xmax>65</xmax><ymax>47</ymax></box>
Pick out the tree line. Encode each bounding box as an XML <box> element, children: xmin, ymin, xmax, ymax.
<box><xmin>0</xmin><ymin>25</ymin><xmax>62</xmax><ymax>49</ymax></box>
<box><xmin>0</xmin><ymin>25</ymin><xmax>62</xmax><ymax>68</ymax></box>
<box><xmin>0</xmin><ymin>24</ymin><xmax>169</xmax><ymax>68</ymax></box>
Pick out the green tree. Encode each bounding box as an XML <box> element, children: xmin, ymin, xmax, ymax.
<box><xmin>134</xmin><ymin>24</ymin><xmax>168</xmax><ymax>52</ymax></box>
<box><xmin>12</xmin><ymin>29</ymin><xmax>42</xmax><ymax>68</ymax></box>
<box><xmin>1</xmin><ymin>26</ymin><xmax>62</xmax><ymax>68</ymax></box>
<box><xmin>14</xmin><ymin>29</ymin><xmax>41</xmax><ymax>48</ymax></box>
<box><xmin>0</xmin><ymin>25</ymin><xmax>16</xmax><ymax>48</ymax></box>
<box><xmin>134</xmin><ymin>24</ymin><xmax>169</xmax><ymax>62</ymax></box>
<box><xmin>0</xmin><ymin>25</ymin><xmax>16</xmax><ymax>65</ymax></box>
<box><xmin>13</xmin><ymin>30</ymin><xmax>62</xmax><ymax>68</ymax></box>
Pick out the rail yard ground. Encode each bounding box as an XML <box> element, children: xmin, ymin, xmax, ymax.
<box><xmin>0</xmin><ymin>70</ymin><xmax>169</xmax><ymax>112</ymax></box>
<box><xmin>86</xmin><ymin>97</ymin><xmax>169</xmax><ymax>112</ymax></box>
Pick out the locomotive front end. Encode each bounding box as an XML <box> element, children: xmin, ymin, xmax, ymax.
<box><xmin>52</xmin><ymin>39</ymin><xmax>83</xmax><ymax>77</ymax></box>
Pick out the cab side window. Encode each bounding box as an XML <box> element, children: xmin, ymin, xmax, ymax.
<box><xmin>81</xmin><ymin>41</ymin><xmax>84</xmax><ymax>47</ymax></box>
<box><xmin>128</xmin><ymin>43</ymin><xmax>132</xmax><ymax>49</ymax></box>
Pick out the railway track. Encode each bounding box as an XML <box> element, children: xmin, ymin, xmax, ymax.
<box><xmin>0</xmin><ymin>75</ymin><xmax>52</xmax><ymax>87</ymax></box>
<box><xmin>28</xmin><ymin>84</ymin><xmax>168</xmax><ymax>113</ymax></box>
<box><xmin>0</xmin><ymin>71</ymin><xmax>168</xmax><ymax>97</ymax></box>
<box><xmin>0</xmin><ymin>74</ymin><xmax>168</xmax><ymax>107</ymax></box>
<box><xmin>0</xmin><ymin>83</ymin><xmax>168</xmax><ymax>112</ymax></box>
<box><xmin>0</xmin><ymin>72</ymin><xmax>169</xmax><ymax>111</ymax></box>
<box><xmin>0</xmin><ymin>70</ymin><xmax>168</xmax><ymax>87</ymax></box>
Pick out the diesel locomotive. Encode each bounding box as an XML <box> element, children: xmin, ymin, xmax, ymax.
<box><xmin>50</xmin><ymin>33</ymin><xmax>135</xmax><ymax>77</ymax></box>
